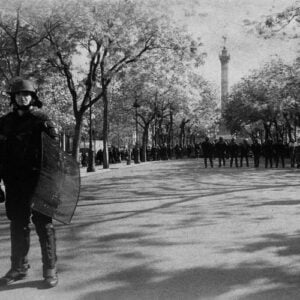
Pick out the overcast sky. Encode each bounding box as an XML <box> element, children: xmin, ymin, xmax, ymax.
<box><xmin>167</xmin><ymin>0</ymin><xmax>299</xmax><ymax>93</ymax></box>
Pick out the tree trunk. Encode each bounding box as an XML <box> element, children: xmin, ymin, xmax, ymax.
<box><xmin>102</xmin><ymin>88</ymin><xmax>109</xmax><ymax>169</ymax></box>
<box><xmin>169</xmin><ymin>111</ymin><xmax>174</xmax><ymax>158</ymax></box>
<box><xmin>141</xmin><ymin>123</ymin><xmax>149</xmax><ymax>162</ymax></box>
<box><xmin>284</xmin><ymin>116</ymin><xmax>292</xmax><ymax>141</ymax></box>
<box><xmin>72</xmin><ymin>115</ymin><xmax>83</xmax><ymax>162</ymax></box>
<box><xmin>273</xmin><ymin>119</ymin><xmax>278</xmax><ymax>142</ymax></box>
<box><xmin>259</xmin><ymin>129</ymin><xmax>263</xmax><ymax>144</ymax></box>
<box><xmin>158</xmin><ymin>118</ymin><xmax>163</xmax><ymax>147</ymax></box>
<box><xmin>151</xmin><ymin>124</ymin><xmax>155</xmax><ymax>147</ymax></box>
<box><xmin>263</xmin><ymin>122</ymin><xmax>271</xmax><ymax>140</ymax></box>
<box><xmin>154</xmin><ymin>115</ymin><xmax>158</xmax><ymax>147</ymax></box>
<box><xmin>179</xmin><ymin>121</ymin><xmax>185</xmax><ymax>147</ymax></box>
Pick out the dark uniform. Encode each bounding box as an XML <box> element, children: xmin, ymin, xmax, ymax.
<box><xmin>151</xmin><ymin>146</ymin><xmax>158</xmax><ymax>161</ymax></box>
<box><xmin>215</xmin><ymin>137</ymin><xmax>227</xmax><ymax>167</ymax></box>
<box><xmin>263</xmin><ymin>139</ymin><xmax>274</xmax><ymax>168</ymax></box>
<box><xmin>239</xmin><ymin>139</ymin><xmax>250</xmax><ymax>167</ymax></box>
<box><xmin>273</xmin><ymin>139</ymin><xmax>285</xmax><ymax>168</ymax></box>
<box><xmin>201</xmin><ymin>137</ymin><xmax>214</xmax><ymax>168</ymax></box>
<box><xmin>288</xmin><ymin>140</ymin><xmax>296</xmax><ymax>168</ymax></box>
<box><xmin>0</xmin><ymin>79</ymin><xmax>58</xmax><ymax>288</ymax></box>
<box><xmin>160</xmin><ymin>144</ymin><xmax>169</xmax><ymax>160</ymax></box>
<box><xmin>251</xmin><ymin>139</ymin><xmax>261</xmax><ymax>168</ymax></box>
<box><xmin>295</xmin><ymin>140</ymin><xmax>300</xmax><ymax>168</ymax></box>
<box><xmin>95</xmin><ymin>149</ymin><xmax>103</xmax><ymax>165</ymax></box>
<box><xmin>174</xmin><ymin>144</ymin><xmax>182</xmax><ymax>159</ymax></box>
<box><xmin>227</xmin><ymin>138</ymin><xmax>239</xmax><ymax>168</ymax></box>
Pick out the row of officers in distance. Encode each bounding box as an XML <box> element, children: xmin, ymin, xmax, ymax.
<box><xmin>200</xmin><ymin>136</ymin><xmax>299</xmax><ymax>168</ymax></box>
<box><xmin>80</xmin><ymin>136</ymin><xmax>300</xmax><ymax>168</ymax></box>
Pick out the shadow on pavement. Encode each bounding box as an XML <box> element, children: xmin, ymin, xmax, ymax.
<box><xmin>75</xmin><ymin>184</ymin><xmax>299</xmax><ymax>229</ymax></box>
<box><xmin>78</xmin><ymin>263</ymin><xmax>300</xmax><ymax>300</ymax></box>
<box><xmin>1</xmin><ymin>160</ymin><xmax>299</xmax><ymax>299</ymax></box>
<box><xmin>0</xmin><ymin>279</ymin><xmax>50</xmax><ymax>291</ymax></box>
<box><xmin>68</xmin><ymin>162</ymin><xmax>300</xmax><ymax>299</ymax></box>
<box><xmin>238</xmin><ymin>232</ymin><xmax>300</xmax><ymax>257</ymax></box>
<box><xmin>248</xmin><ymin>200</ymin><xmax>300</xmax><ymax>207</ymax></box>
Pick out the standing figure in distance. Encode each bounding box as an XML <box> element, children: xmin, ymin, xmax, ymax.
<box><xmin>0</xmin><ymin>78</ymin><xmax>58</xmax><ymax>288</ymax></box>
<box><xmin>239</xmin><ymin>139</ymin><xmax>250</xmax><ymax>167</ymax></box>
<box><xmin>288</xmin><ymin>138</ymin><xmax>296</xmax><ymax>168</ymax></box>
<box><xmin>227</xmin><ymin>138</ymin><xmax>239</xmax><ymax>168</ymax></box>
<box><xmin>295</xmin><ymin>138</ymin><xmax>300</xmax><ymax>168</ymax></box>
<box><xmin>263</xmin><ymin>138</ymin><xmax>274</xmax><ymax>168</ymax></box>
<box><xmin>201</xmin><ymin>137</ymin><xmax>214</xmax><ymax>168</ymax></box>
<box><xmin>273</xmin><ymin>139</ymin><xmax>285</xmax><ymax>168</ymax></box>
<box><xmin>215</xmin><ymin>136</ymin><xmax>227</xmax><ymax>167</ymax></box>
<box><xmin>251</xmin><ymin>138</ymin><xmax>262</xmax><ymax>168</ymax></box>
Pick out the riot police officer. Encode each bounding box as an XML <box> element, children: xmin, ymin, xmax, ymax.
<box><xmin>288</xmin><ymin>139</ymin><xmax>296</xmax><ymax>168</ymax></box>
<box><xmin>263</xmin><ymin>138</ymin><xmax>274</xmax><ymax>168</ymax></box>
<box><xmin>251</xmin><ymin>138</ymin><xmax>262</xmax><ymax>168</ymax></box>
<box><xmin>273</xmin><ymin>139</ymin><xmax>285</xmax><ymax>168</ymax></box>
<box><xmin>201</xmin><ymin>137</ymin><xmax>214</xmax><ymax>168</ymax></box>
<box><xmin>227</xmin><ymin>138</ymin><xmax>239</xmax><ymax>168</ymax></box>
<box><xmin>0</xmin><ymin>78</ymin><xmax>58</xmax><ymax>287</ymax></box>
<box><xmin>215</xmin><ymin>136</ymin><xmax>227</xmax><ymax>167</ymax></box>
<box><xmin>239</xmin><ymin>139</ymin><xmax>250</xmax><ymax>167</ymax></box>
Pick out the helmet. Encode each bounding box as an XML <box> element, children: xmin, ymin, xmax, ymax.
<box><xmin>10</xmin><ymin>79</ymin><xmax>36</xmax><ymax>94</ymax></box>
<box><xmin>8</xmin><ymin>78</ymin><xmax>42</xmax><ymax>108</ymax></box>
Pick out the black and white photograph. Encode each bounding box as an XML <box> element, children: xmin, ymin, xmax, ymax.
<box><xmin>0</xmin><ymin>0</ymin><xmax>299</xmax><ymax>299</ymax></box>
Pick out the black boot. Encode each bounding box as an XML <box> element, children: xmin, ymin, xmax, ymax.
<box><xmin>1</xmin><ymin>259</ymin><xmax>30</xmax><ymax>285</ymax></box>
<box><xmin>43</xmin><ymin>267</ymin><xmax>58</xmax><ymax>288</ymax></box>
<box><xmin>35</xmin><ymin>223</ymin><xmax>58</xmax><ymax>288</ymax></box>
<box><xmin>1</xmin><ymin>222</ymin><xmax>30</xmax><ymax>285</ymax></box>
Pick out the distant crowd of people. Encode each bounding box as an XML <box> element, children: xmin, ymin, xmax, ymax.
<box><xmin>80</xmin><ymin>146</ymin><xmax>123</xmax><ymax>167</ymax></box>
<box><xmin>80</xmin><ymin>136</ymin><xmax>300</xmax><ymax>169</ymax></box>
<box><xmin>200</xmin><ymin>136</ymin><xmax>299</xmax><ymax>168</ymax></box>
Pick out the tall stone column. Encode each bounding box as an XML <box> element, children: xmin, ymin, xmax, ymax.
<box><xmin>219</xmin><ymin>46</ymin><xmax>230</xmax><ymax>114</ymax></box>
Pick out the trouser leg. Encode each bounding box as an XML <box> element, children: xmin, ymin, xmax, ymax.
<box><xmin>10</xmin><ymin>221</ymin><xmax>30</xmax><ymax>271</ymax></box>
<box><xmin>256</xmin><ymin>157</ymin><xmax>260</xmax><ymax>167</ymax></box>
<box><xmin>1</xmin><ymin>221</ymin><xmax>31</xmax><ymax>285</ymax></box>
<box><xmin>209</xmin><ymin>157</ymin><xmax>213</xmax><ymax>167</ymax></box>
<box><xmin>32</xmin><ymin>212</ymin><xmax>58</xmax><ymax>287</ymax></box>
<box><xmin>32</xmin><ymin>214</ymin><xmax>57</xmax><ymax>271</ymax></box>
<box><xmin>281</xmin><ymin>156</ymin><xmax>285</xmax><ymax>168</ymax></box>
<box><xmin>291</xmin><ymin>156</ymin><xmax>295</xmax><ymax>167</ymax></box>
<box><xmin>257</xmin><ymin>156</ymin><xmax>260</xmax><ymax>167</ymax></box>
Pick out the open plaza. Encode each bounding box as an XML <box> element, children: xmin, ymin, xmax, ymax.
<box><xmin>1</xmin><ymin>159</ymin><xmax>300</xmax><ymax>299</ymax></box>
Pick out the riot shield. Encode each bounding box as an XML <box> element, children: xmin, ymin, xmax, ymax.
<box><xmin>31</xmin><ymin>132</ymin><xmax>80</xmax><ymax>224</ymax></box>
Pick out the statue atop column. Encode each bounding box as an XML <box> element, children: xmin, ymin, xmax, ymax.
<box><xmin>216</xmin><ymin>37</ymin><xmax>231</xmax><ymax>138</ymax></box>
<box><xmin>219</xmin><ymin>36</ymin><xmax>230</xmax><ymax>114</ymax></box>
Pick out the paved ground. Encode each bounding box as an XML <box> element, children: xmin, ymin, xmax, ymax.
<box><xmin>1</xmin><ymin>159</ymin><xmax>300</xmax><ymax>299</ymax></box>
